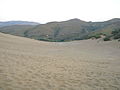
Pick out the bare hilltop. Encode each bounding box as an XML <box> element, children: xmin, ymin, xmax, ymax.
<box><xmin>0</xmin><ymin>32</ymin><xmax>120</xmax><ymax>90</ymax></box>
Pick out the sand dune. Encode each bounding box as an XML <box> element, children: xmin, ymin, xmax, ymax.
<box><xmin>0</xmin><ymin>32</ymin><xmax>120</xmax><ymax>90</ymax></box>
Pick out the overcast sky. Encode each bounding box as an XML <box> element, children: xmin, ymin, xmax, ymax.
<box><xmin>0</xmin><ymin>0</ymin><xmax>120</xmax><ymax>23</ymax></box>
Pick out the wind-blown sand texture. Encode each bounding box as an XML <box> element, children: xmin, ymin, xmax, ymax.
<box><xmin>0</xmin><ymin>32</ymin><xmax>120</xmax><ymax>90</ymax></box>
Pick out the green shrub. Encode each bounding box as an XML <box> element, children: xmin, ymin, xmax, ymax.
<box><xmin>112</xmin><ymin>29</ymin><xmax>120</xmax><ymax>35</ymax></box>
<box><xmin>93</xmin><ymin>35</ymin><xmax>101</xmax><ymax>39</ymax></box>
<box><xmin>113</xmin><ymin>32</ymin><xmax>120</xmax><ymax>39</ymax></box>
<box><xmin>88</xmin><ymin>34</ymin><xmax>101</xmax><ymax>39</ymax></box>
<box><xmin>103</xmin><ymin>36</ymin><xmax>111</xmax><ymax>41</ymax></box>
<box><xmin>111</xmin><ymin>29</ymin><xmax>120</xmax><ymax>39</ymax></box>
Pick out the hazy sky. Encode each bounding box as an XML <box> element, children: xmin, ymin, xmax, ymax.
<box><xmin>0</xmin><ymin>0</ymin><xmax>120</xmax><ymax>23</ymax></box>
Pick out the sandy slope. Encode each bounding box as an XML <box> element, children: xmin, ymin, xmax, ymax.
<box><xmin>0</xmin><ymin>32</ymin><xmax>120</xmax><ymax>90</ymax></box>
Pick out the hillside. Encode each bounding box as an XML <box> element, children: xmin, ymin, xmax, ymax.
<box><xmin>25</xmin><ymin>19</ymin><xmax>93</xmax><ymax>41</ymax></box>
<box><xmin>87</xmin><ymin>19</ymin><xmax>120</xmax><ymax>37</ymax></box>
<box><xmin>0</xmin><ymin>33</ymin><xmax>120</xmax><ymax>90</ymax></box>
<box><xmin>0</xmin><ymin>18</ymin><xmax>120</xmax><ymax>42</ymax></box>
<box><xmin>0</xmin><ymin>25</ymin><xmax>35</xmax><ymax>37</ymax></box>
<box><xmin>0</xmin><ymin>21</ymin><xmax>39</xmax><ymax>27</ymax></box>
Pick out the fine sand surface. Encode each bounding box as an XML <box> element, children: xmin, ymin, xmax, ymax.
<box><xmin>0</xmin><ymin>32</ymin><xmax>120</xmax><ymax>90</ymax></box>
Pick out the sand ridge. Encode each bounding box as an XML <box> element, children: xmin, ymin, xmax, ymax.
<box><xmin>0</xmin><ymin>33</ymin><xmax>120</xmax><ymax>90</ymax></box>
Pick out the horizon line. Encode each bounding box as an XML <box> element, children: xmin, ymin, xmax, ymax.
<box><xmin>0</xmin><ymin>17</ymin><xmax>120</xmax><ymax>24</ymax></box>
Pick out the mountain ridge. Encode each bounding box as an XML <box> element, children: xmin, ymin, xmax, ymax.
<box><xmin>0</xmin><ymin>18</ymin><xmax>120</xmax><ymax>42</ymax></box>
<box><xmin>0</xmin><ymin>21</ymin><xmax>39</xmax><ymax>27</ymax></box>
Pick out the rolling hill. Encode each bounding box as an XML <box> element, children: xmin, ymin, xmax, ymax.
<box><xmin>0</xmin><ymin>32</ymin><xmax>120</xmax><ymax>90</ymax></box>
<box><xmin>0</xmin><ymin>18</ymin><xmax>120</xmax><ymax>42</ymax></box>
<box><xmin>0</xmin><ymin>25</ymin><xmax>35</xmax><ymax>37</ymax></box>
<box><xmin>0</xmin><ymin>21</ymin><xmax>39</xmax><ymax>27</ymax></box>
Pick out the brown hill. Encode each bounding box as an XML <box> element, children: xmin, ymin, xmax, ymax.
<box><xmin>0</xmin><ymin>25</ymin><xmax>35</xmax><ymax>37</ymax></box>
<box><xmin>0</xmin><ymin>18</ymin><xmax>120</xmax><ymax>41</ymax></box>
<box><xmin>0</xmin><ymin>21</ymin><xmax>39</xmax><ymax>27</ymax></box>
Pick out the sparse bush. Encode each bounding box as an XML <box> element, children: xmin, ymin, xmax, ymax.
<box><xmin>93</xmin><ymin>35</ymin><xmax>101</xmax><ymax>39</ymax></box>
<box><xmin>103</xmin><ymin>36</ymin><xmax>111</xmax><ymax>41</ymax></box>
<box><xmin>112</xmin><ymin>29</ymin><xmax>120</xmax><ymax>35</ymax></box>
<box><xmin>112</xmin><ymin>29</ymin><xmax>120</xmax><ymax>40</ymax></box>
<box><xmin>102</xmin><ymin>29</ymin><xmax>120</xmax><ymax>41</ymax></box>
<box><xmin>113</xmin><ymin>33</ymin><xmax>120</xmax><ymax>39</ymax></box>
<box><xmin>88</xmin><ymin>34</ymin><xmax>101</xmax><ymax>39</ymax></box>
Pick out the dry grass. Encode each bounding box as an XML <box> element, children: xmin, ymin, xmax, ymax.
<box><xmin>0</xmin><ymin>33</ymin><xmax>120</xmax><ymax>90</ymax></box>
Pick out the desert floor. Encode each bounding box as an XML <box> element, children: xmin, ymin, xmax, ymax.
<box><xmin>0</xmin><ymin>32</ymin><xmax>120</xmax><ymax>90</ymax></box>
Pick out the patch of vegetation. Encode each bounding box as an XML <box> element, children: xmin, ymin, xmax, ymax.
<box><xmin>86</xmin><ymin>33</ymin><xmax>104</xmax><ymax>39</ymax></box>
<box><xmin>103</xmin><ymin>36</ymin><xmax>111</xmax><ymax>41</ymax></box>
<box><xmin>36</xmin><ymin>37</ymin><xmax>66</xmax><ymax>42</ymax></box>
<box><xmin>112</xmin><ymin>29</ymin><xmax>120</xmax><ymax>39</ymax></box>
<box><xmin>103</xmin><ymin>29</ymin><xmax>120</xmax><ymax>41</ymax></box>
<box><xmin>53</xmin><ymin>26</ymin><xmax>61</xmax><ymax>38</ymax></box>
<box><xmin>24</xmin><ymin>30</ymin><xmax>29</xmax><ymax>37</ymax></box>
<box><xmin>92</xmin><ymin>35</ymin><xmax>101</xmax><ymax>39</ymax></box>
